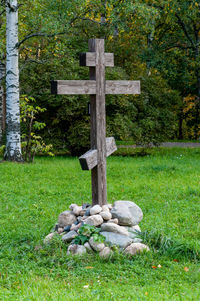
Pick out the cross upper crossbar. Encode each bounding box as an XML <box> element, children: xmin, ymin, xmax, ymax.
<box><xmin>51</xmin><ymin>38</ymin><xmax>141</xmax><ymax>206</ymax></box>
<box><xmin>51</xmin><ymin>80</ymin><xmax>140</xmax><ymax>95</ymax></box>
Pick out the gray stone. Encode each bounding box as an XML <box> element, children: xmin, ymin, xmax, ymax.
<box><xmin>73</xmin><ymin>205</ymin><xmax>82</xmax><ymax>216</ymax></box>
<box><xmin>82</xmin><ymin>203</ymin><xmax>91</xmax><ymax>210</ymax></box>
<box><xmin>58</xmin><ymin>210</ymin><xmax>77</xmax><ymax>227</ymax></box>
<box><xmin>63</xmin><ymin>225</ymin><xmax>71</xmax><ymax>232</ymax></box>
<box><xmin>101</xmin><ymin>231</ymin><xmax>133</xmax><ymax>249</ymax></box>
<box><xmin>62</xmin><ymin>230</ymin><xmax>78</xmax><ymax>243</ymax></box>
<box><xmin>89</xmin><ymin>237</ymin><xmax>105</xmax><ymax>252</ymax></box>
<box><xmin>43</xmin><ymin>232</ymin><xmax>56</xmax><ymax>244</ymax></box>
<box><xmin>99</xmin><ymin>247</ymin><xmax>113</xmax><ymax>259</ymax></box>
<box><xmin>84</xmin><ymin>242</ymin><xmax>93</xmax><ymax>253</ymax></box>
<box><xmin>100</xmin><ymin>211</ymin><xmax>112</xmax><ymax>221</ymax></box>
<box><xmin>101</xmin><ymin>223</ymin><xmax>129</xmax><ymax>236</ymax></box>
<box><xmin>84</xmin><ymin>215</ymin><xmax>104</xmax><ymax>226</ymax></box>
<box><xmin>67</xmin><ymin>244</ymin><xmax>87</xmax><ymax>256</ymax></box>
<box><xmin>85</xmin><ymin>208</ymin><xmax>91</xmax><ymax>216</ymax></box>
<box><xmin>111</xmin><ymin>201</ymin><xmax>143</xmax><ymax>226</ymax></box>
<box><xmin>124</xmin><ymin>243</ymin><xmax>150</xmax><ymax>255</ymax></box>
<box><xmin>90</xmin><ymin>205</ymin><xmax>102</xmax><ymax>215</ymax></box>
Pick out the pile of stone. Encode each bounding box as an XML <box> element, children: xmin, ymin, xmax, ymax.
<box><xmin>44</xmin><ymin>201</ymin><xmax>150</xmax><ymax>258</ymax></box>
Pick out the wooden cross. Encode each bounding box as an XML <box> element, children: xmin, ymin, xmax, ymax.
<box><xmin>51</xmin><ymin>39</ymin><xmax>140</xmax><ymax>206</ymax></box>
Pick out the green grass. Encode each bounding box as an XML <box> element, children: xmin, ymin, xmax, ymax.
<box><xmin>0</xmin><ymin>149</ymin><xmax>200</xmax><ymax>300</ymax></box>
<box><xmin>116</xmin><ymin>140</ymin><xmax>200</xmax><ymax>146</ymax></box>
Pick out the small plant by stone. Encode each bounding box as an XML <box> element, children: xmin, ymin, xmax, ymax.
<box><xmin>73</xmin><ymin>224</ymin><xmax>105</xmax><ymax>245</ymax></box>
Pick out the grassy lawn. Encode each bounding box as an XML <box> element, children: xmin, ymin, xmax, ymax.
<box><xmin>0</xmin><ymin>148</ymin><xmax>200</xmax><ymax>300</ymax></box>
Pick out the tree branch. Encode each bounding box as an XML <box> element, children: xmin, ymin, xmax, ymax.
<box><xmin>16</xmin><ymin>31</ymin><xmax>69</xmax><ymax>49</ymax></box>
<box><xmin>175</xmin><ymin>13</ymin><xmax>195</xmax><ymax>48</ymax></box>
<box><xmin>76</xmin><ymin>17</ymin><xmax>107</xmax><ymax>25</ymax></box>
<box><xmin>163</xmin><ymin>44</ymin><xmax>195</xmax><ymax>51</ymax></box>
<box><xmin>0</xmin><ymin>9</ymin><xmax>5</xmax><ymax>16</ymax></box>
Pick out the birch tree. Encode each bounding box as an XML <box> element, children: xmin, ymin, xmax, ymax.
<box><xmin>0</xmin><ymin>61</ymin><xmax>5</xmax><ymax>144</ymax></box>
<box><xmin>4</xmin><ymin>0</ymin><xmax>23</xmax><ymax>161</ymax></box>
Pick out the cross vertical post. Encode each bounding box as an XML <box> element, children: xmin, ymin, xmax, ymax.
<box><xmin>89</xmin><ymin>39</ymin><xmax>107</xmax><ymax>206</ymax></box>
<box><xmin>51</xmin><ymin>38</ymin><xmax>141</xmax><ymax>207</ymax></box>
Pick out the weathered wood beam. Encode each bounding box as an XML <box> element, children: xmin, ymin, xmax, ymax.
<box><xmin>80</xmin><ymin>52</ymin><xmax>114</xmax><ymax>67</ymax></box>
<box><xmin>79</xmin><ymin>137</ymin><xmax>117</xmax><ymax>170</ymax></box>
<box><xmin>106</xmin><ymin>137</ymin><xmax>117</xmax><ymax>157</ymax></box>
<box><xmin>106</xmin><ymin>80</ymin><xmax>141</xmax><ymax>95</ymax></box>
<box><xmin>51</xmin><ymin>80</ymin><xmax>140</xmax><ymax>95</ymax></box>
<box><xmin>51</xmin><ymin>80</ymin><xmax>96</xmax><ymax>95</ymax></box>
<box><xmin>79</xmin><ymin>149</ymin><xmax>97</xmax><ymax>170</ymax></box>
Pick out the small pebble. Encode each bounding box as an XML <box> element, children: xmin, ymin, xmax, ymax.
<box><xmin>57</xmin><ymin>227</ymin><xmax>64</xmax><ymax>234</ymax></box>
<box><xmin>69</xmin><ymin>204</ymin><xmax>77</xmax><ymax>210</ymax></box>
<box><xmin>63</xmin><ymin>225</ymin><xmax>71</xmax><ymax>232</ymax></box>
<box><xmin>85</xmin><ymin>208</ymin><xmax>90</xmax><ymax>216</ymax></box>
<box><xmin>82</xmin><ymin>203</ymin><xmax>91</xmax><ymax>209</ymax></box>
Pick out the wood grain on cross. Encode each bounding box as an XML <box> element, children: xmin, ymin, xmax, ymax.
<box><xmin>51</xmin><ymin>39</ymin><xmax>141</xmax><ymax>206</ymax></box>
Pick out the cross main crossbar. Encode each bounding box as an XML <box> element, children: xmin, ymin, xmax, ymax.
<box><xmin>51</xmin><ymin>80</ymin><xmax>140</xmax><ymax>95</ymax></box>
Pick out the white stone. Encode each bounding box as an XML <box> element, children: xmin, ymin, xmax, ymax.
<box><xmin>89</xmin><ymin>237</ymin><xmax>105</xmax><ymax>252</ymax></box>
<box><xmin>111</xmin><ymin>201</ymin><xmax>143</xmax><ymax>226</ymax></box>
<box><xmin>101</xmin><ymin>223</ymin><xmax>129</xmax><ymax>236</ymax></box>
<box><xmin>131</xmin><ymin>225</ymin><xmax>141</xmax><ymax>232</ymax></box>
<box><xmin>73</xmin><ymin>205</ymin><xmax>82</xmax><ymax>216</ymax></box>
<box><xmin>79</xmin><ymin>209</ymin><xmax>86</xmax><ymax>216</ymax></box>
<box><xmin>70</xmin><ymin>223</ymin><xmax>76</xmax><ymax>231</ymax></box>
<box><xmin>99</xmin><ymin>247</ymin><xmax>113</xmax><ymax>259</ymax></box>
<box><xmin>69</xmin><ymin>203</ymin><xmax>77</xmax><ymax>210</ymax></box>
<box><xmin>58</xmin><ymin>210</ymin><xmax>77</xmax><ymax>227</ymax></box>
<box><xmin>43</xmin><ymin>232</ymin><xmax>56</xmax><ymax>244</ymax></box>
<box><xmin>84</xmin><ymin>242</ymin><xmax>93</xmax><ymax>253</ymax></box>
<box><xmin>57</xmin><ymin>227</ymin><xmax>64</xmax><ymax>234</ymax></box>
<box><xmin>70</xmin><ymin>223</ymin><xmax>82</xmax><ymax>232</ymax></box>
<box><xmin>62</xmin><ymin>230</ymin><xmax>78</xmax><ymax>243</ymax></box>
<box><xmin>100</xmin><ymin>211</ymin><xmax>112</xmax><ymax>221</ymax></box>
<box><xmin>84</xmin><ymin>215</ymin><xmax>104</xmax><ymax>226</ymax></box>
<box><xmin>107</xmin><ymin>204</ymin><xmax>112</xmax><ymax>210</ymax></box>
<box><xmin>90</xmin><ymin>205</ymin><xmax>102</xmax><ymax>215</ymax></box>
<box><xmin>102</xmin><ymin>205</ymin><xmax>110</xmax><ymax>212</ymax></box>
<box><xmin>124</xmin><ymin>243</ymin><xmax>150</xmax><ymax>255</ymax></box>
<box><xmin>109</xmin><ymin>218</ymin><xmax>118</xmax><ymax>224</ymax></box>
<box><xmin>67</xmin><ymin>244</ymin><xmax>87</xmax><ymax>256</ymax></box>
<box><xmin>101</xmin><ymin>232</ymin><xmax>133</xmax><ymax>249</ymax></box>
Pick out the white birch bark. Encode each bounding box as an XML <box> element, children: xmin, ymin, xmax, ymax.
<box><xmin>0</xmin><ymin>61</ymin><xmax>5</xmax><ymax>144</ymax></box>
<box><xmin>4</xmin><ymin>0</ymin><xmax>23</xmax><ymax>161</ymax></box>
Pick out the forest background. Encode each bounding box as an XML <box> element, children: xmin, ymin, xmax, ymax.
<box><xmin>0</xmin><ymin>0</ymin><xmax>200</xmax><ymax>156</ymax></box>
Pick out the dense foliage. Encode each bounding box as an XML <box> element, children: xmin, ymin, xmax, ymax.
<box><xmin>0</xmin><ymin>0</ymin><xmax>199</xmax><ymax>154</ymax></box>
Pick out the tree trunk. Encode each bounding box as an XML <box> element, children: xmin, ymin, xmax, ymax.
<box><xmin>4</xmin><ymin>0</ymin><xmax>23</xmax><ymax>161</ymax></box>
<box><xmin>178</xmin><ymin>109</ymin><xmax>183</xmax><ymax>140</ymax></box>
<box><xmin>0</xmin><ymin>61</ymin><xmax>5</xmax><ymax>145</ymax></box>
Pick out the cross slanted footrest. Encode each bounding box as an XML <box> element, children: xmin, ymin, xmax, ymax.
<box><xmin>51</xmin><ymin>39</ymin><xmax>141</xmax><ymax>206</ymax></box>
<box><xmin>79</xmin><ymin>137</ymin><xmax>117</xmax><ymax>170</ymax></box>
